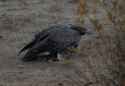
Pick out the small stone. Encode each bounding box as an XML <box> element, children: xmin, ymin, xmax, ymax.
<box><xmin>58</xmin><ymin>83</ymin><xmax>63</xmax><ymax>86</ymax></box>
<box><xmin>0</xmin><ymin>35</ymin><xmax>3</xmax><ymax>38</ymax></box>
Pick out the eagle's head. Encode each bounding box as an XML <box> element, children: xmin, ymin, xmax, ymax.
<box><xmin>70</xmin><ymin>25</ymin><xmax>87</xmax><ymax>35</ymax></box>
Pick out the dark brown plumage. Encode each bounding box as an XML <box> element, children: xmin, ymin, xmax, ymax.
<box><xmin>19</xmin><ymin>24</ymin><xmax>87</xmax><ymax>62</ymax></box>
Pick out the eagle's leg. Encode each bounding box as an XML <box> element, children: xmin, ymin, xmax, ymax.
<box><xmin>49</xmin><ymin>51</ymin><xmax>59</xmax><ymax>62</ymax></box>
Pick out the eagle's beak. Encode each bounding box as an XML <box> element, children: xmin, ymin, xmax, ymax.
<box><xmin>86</xmin><ymin>30</ymin><xmax>94</xmax><ymax>35</ymax></box>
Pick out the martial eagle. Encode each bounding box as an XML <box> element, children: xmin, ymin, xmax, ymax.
<box><xmin>19</xmin><ymin>24</ymin><xmax>88</xmax><ymax>62</ymax></box>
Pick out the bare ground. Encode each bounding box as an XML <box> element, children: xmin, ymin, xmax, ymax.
<box><xmin>0</xmin><ymin>0</ymin><xmax>122</xmax><ymax>86</ymax></box>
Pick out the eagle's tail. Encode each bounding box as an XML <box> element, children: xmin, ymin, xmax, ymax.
<box><xmin>18</xmin><ymin>40</ymin><xmax>36</xmax><ymax>55</ymax></box>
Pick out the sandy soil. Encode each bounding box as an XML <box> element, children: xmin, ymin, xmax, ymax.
<box><xmin>0</xmin><ymin>0</ymin><xmax>86</xmax><ymax>85</ymax></box>
<box><xmin>0</xmin><ymin>0</ymin><xmax>120</xmax><ymax>86</ymax></box>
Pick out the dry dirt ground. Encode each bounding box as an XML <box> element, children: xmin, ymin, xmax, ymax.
<box><xmin>0</xmin><ymin>0</ymin><xmax>120</xmax><ymax>86</ymax></box>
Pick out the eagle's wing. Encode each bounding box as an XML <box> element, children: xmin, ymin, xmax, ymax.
<box><xmin>21</xmin><ymin>35</ymin><xmax>50</xmax><ymax>62</ymax></box>
<box><xmin>18</xmin><ymin>29</ymin><xmax>49</xmax><ymax>55</ymax></box>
